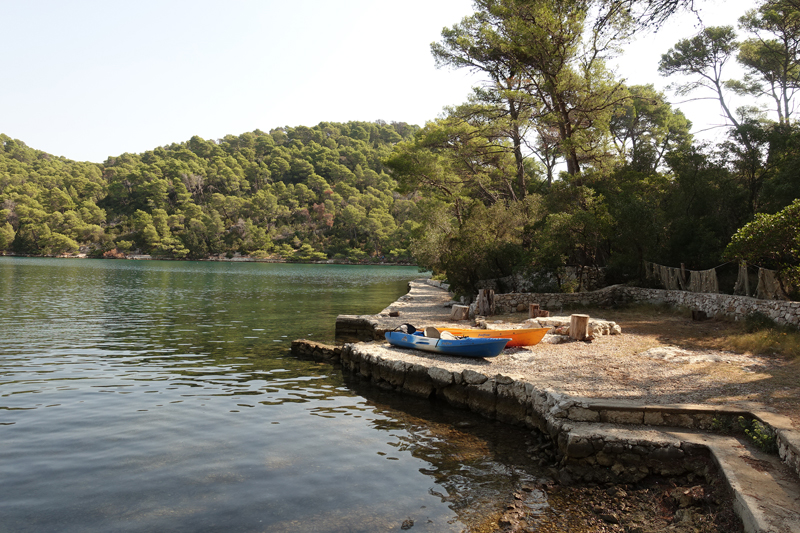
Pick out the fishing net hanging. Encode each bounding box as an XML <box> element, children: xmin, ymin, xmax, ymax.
<box><xmin>646</xmin><ymin>262</ymin><xmax>687</xmax><ymax>291</ymax></box>
<box><xmin>687</xmin><ymin>268</ymin><xmax>718</xmax><ymax>294</ymax></box>
<box><xmin>733</xmin><ymin>262</ymin><xmax>751</xmax><ymax>297</ymax></box>
<box><xmin>756</xmin><ymin>268</ymin><xmax>790</xmax><ymax>300</ymax></box>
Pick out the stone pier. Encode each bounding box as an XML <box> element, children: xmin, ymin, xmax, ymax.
<box><xmin>293</xmin><ymin>280</ymin><xmax>800</xmax><ymax>533</ymax></box>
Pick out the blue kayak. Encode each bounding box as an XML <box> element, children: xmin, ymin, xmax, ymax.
<box><xmin>384</xmin><ymin>331</ymin><xmax>510</xmax><ymax>358</ymax></box>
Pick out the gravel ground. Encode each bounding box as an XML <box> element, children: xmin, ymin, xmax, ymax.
<box><xmin>369</xmin><ymin>282</ymin><xmax>798</xmax><ymax>532</ymax></box>
<box><xmin>377</xmin><ymin>281</ymin><xmax>799</xmax><ymax>427</ymax></box>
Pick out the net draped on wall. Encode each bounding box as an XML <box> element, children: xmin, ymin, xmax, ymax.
<box><xmin>645</xmin><ymin>261</ymin><xmax>788</xmax><ymax>300</ymax></box>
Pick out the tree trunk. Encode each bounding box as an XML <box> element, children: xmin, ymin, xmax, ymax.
<box><xmin>450</xmin><ymin>305</ymin><xmax>470</xmax><ymax>321</ymax></box>
<box><xmin>569</xmin><ymin>314</ymin><xmax>590</xmax><ymax>341</ymax></box>
<box><xmin>475</xmin><ymin>289</ymin><xmax>495</xmax><ymax>317</ymax></box>
<box><xmin>528</xmin><ymin>304</ymin><xmax>550</xmax><ymax>318</ymax></box>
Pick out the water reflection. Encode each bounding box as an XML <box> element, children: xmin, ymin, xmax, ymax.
<box><xmin>336</xmin><ymin>381</ymin><xmax>554</xmax><ymax>531</ymax></box>
<box><xmin>0</xmin><ymin>258</ymin><xmax>554</xmax><ymax>532</ymax></box>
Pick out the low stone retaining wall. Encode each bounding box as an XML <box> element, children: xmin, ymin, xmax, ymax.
<box><xmin>779</xmin><ymin>429</ymin><xmax>800</xmax><ymax>482</ymax></box>
<box><xmin>492</xmin><ymin>285</ymin><xmax>800</xmax><ymax>327</ymax></box>
<box><xmin>426</xmin><ymin>279</ymin><xmax>450</xmax><ymax>290</ymax></box>
<box><xmin>290</xmin><ymin>338</ymin><xmax>800</xmax><ymax>531</ymax></box>
<box><xmin>292</xmin><ymin>340</ymin><xmax>734</xmax><ymax>483</ymax></box>
<box><xmin>334</xmin><ymin>316</ymin><xmax>384</xmax><ymax>343</ymax></box>
<box><xmin>290</xmin><ymin>340</ymin><xmax>345</xmax><ymax>362</ymax></box>
<box><xmin>292</xmin><ymin>339</ymin><xmax>800</xmax><ymax>485</ymax></box>
<box><xmin>334</xmin><ymin>315</ymin><xmax>417</xmax><ymax>343</ymax></box>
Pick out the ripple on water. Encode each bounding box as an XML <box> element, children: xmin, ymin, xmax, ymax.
<box><xmin>0</xmin><ymin>258</ymin><xmax>556</xmax><ymax>532</ymax></box>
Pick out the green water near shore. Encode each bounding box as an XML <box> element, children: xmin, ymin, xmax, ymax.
<box><xmin>0</xmin><ymin>257</ymin><xmax>556</xmax><ymax>532</ymax></box>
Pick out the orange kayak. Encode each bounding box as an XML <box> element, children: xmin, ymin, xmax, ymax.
<box><xmin>436</xmin><ymin>327</ymin><xmax>549</xmax><ymax>347</ymax></box>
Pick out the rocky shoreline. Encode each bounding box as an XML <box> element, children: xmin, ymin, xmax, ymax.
<box><xmin>296</xmin><ymin>341</ymin><xmax>746</xmax><ymax>532</ymax></box>
<box><xmin>292</xmin><ymin>280</ymin><xmax>800</xmax><ymax>532</ymax></box>
<box><xmin>0</xmin><ymin>251</ymin><xmax>415</xmax><ymax>266</ymax></box>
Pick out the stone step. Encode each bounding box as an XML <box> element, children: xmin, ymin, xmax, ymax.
<box><xmin>296</xmin><ymin>280</ymin><xmax>800</xmax><ymax>532</ymax></box>
<box><xmin>564</xmin><ymin>422</ymin><xmax>800</xmax><ymax>533</ymax></box>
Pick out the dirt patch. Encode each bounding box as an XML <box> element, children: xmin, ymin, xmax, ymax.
<box><xmin>740</xmin><ymin>455</ymin><xmax>775</xmax><ymax>473</ymax></box>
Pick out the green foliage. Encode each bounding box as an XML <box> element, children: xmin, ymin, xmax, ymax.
<box><xmin>394</xmin><ymin>0</ymin><xmax>753</xmax><ymax>295</ymax></box>
<box><xmin>711</xmin><ymin>415</ymin><xmax>778</xmax><ymax>455</ymax></box>
<box><xmin>385</xmin><ymin>117</ymin><xmax>529</xmax><ymax>208</ymax></box>
<box><xmin>744</xmin><ymin>311</ymin><xmax>779</xmax><ymax>333</ymax></box>
<box><xmin>594</xmin><ymin>168</ymin><xmax>670</xmax><ymax>282</ymax></box>
<box><xmin>0</xmin><ymin>134</ymin><xmax>106</xmax><ymax>256</ymax></box>
<box><xmin>654</xmin><ymin>144</ymin><xmax>751</xmax><ymax>269</ymax></box>
<box><xmin>0</xmin><ymin>219</ymin><xmax>15</xmax><ymax>250</ymax></box>
<box><xmin>725</xmin><ymin>198</ymin><xmax>800</xmax><ymax>290</ymax></box>
<box><xmin>398</xmin><ymin>0</ymin><xmax>800</xmax><ymax>295</ymax></box>
<box><xmin>609</xmin><ymin>84</ymin><xmax>693</xmax><ymax>173</ymax></box>
<box><xmin>526</xmin><ymin>183</ymin><xmax>612</xmax><ymax>291</ymax></box>
<box><xmin>437</xmin><ymin>199</ymin><xmax>542</xmax><ymax>295</ymax></box>
<box><xmin>738</xmin><ymin>416</ymin><xmax>778</xmax><ymax>454</ymax></box>
<box><xmin>3</xmin><ymin>0</ymin><xmax>800</xmax><ymax>300</ymax></box>
<box><xmin>711</xmin><ymin>415</ymin><xmax>739</xmax><ymax>434</ymax></box>
<box><xmin>658</xmin><ymin>26</ymin><xmax>740</xmax><ymax>128</ymax></box>
<box><xmin>293</xmin><ymin>243</ymin><xmax>327</xmax><ymax>262</ymax></box>
<box><xmin>0</xmin><ymin>122</ymin><xmax>419</xmax><ymax>262</ymax></box>
<box><xmin>756</xmin><ymin>125</ymin><xmax>800</xmax><ymax>213</ymax></box>
<box><xmin>735</xmin><ymin>0</ymin><xmax>800</xmax><ymax>124</ymax></box>
<box><xmin>432</xmin><ymin>0</ymin><xmax>632</xmax><ymax>179</ymax></box>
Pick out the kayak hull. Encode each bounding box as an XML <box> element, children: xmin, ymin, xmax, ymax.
<box><xmin>436</xmin><ymin>327</ymin><xmax>549</xmax><ymax>347</ymax></box>
<box><xmin>384</xmin><ymin>331</ymin><xmax>509</xmax><ymax>358</ymax></box>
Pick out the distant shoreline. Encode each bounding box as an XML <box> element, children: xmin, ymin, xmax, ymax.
<box><xmin>0</xmin><ymin>251</ymin><xmax>417</xmax><ymax>267</ymax></box>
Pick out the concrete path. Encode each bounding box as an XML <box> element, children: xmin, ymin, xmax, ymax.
<box><xmin>565</xmin><ymin>421</ymin><xmax>800</xmax><ymax>532</ymax></box>
<box><xmin>330</xmin><ymin>280</ymin><xmax>800</xmax><ymax>533</ymax></box>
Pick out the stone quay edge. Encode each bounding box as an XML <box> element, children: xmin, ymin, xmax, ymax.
<box><xmin>292</xmin><ymin>280</ymin><xmax>800</xmax><ymax>533</ymax></box>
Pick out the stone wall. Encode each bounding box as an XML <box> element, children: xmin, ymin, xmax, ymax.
<box><xmin>426</xmin><ymin>279</ymin><xmax>451</xmax><ymax>291</ymax></box>
<box><xmin>290</xmin><ymin>339</ymin><xmax>345</xmax><ymax>362</ymax></box>
<box><xmin>779</xmin><ymin>430</ymin><xmax>800</xmax><ymax>482</ymax></box>
<box><xmin>292</xmin><ymin>340</ymin><xmax>720</xmax><ymax>484</ymax></box>
<box><xmin>291</xmin><ymin>338</ymin><xmax>800</xmax><ymax>488</ymax></box>
<box><xmin>493</xmin><ymin>285</ymin><xmax>618</xmax><ymax>314</ymax></box>
<box><xmin>493</xmin><ymin>285</ymin><xmax>800</xmax><ymax>327</ymax></box>
<box><xmin>334</xmin><ymin>316</ymin><xmax>384</xmax><ymax>343</ymax></box>
<box><xmin>477</xmin><ymin>267</ymin><xmax>606</xmax><ymax>293</ymax></box>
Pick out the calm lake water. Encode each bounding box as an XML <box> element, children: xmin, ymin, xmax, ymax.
<box><xmin>0</xmin><ymin>258</ymin><xmax>552</xmax><ymax>532</ymax></box>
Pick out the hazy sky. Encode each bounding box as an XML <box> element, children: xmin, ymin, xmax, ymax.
<box><xmin>4</xmin><ymin>0</ymin><xmax>754</xmax><ymax>163</ymax></box>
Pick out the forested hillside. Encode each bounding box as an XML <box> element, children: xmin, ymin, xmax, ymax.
<box><xmin>3</xmin><ymin>0</ymin><xmax>799</xmax><ymax>299</ymax></box>
<box><xmin>0</xmin><ymin>121</ymin><xmax>421</xmax><ymax>262</ymax></box>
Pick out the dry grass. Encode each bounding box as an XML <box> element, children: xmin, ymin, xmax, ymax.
<box><xmin>581</xmin><ymin>303</ymin><xmax>800</xmax><ymax>359</ymax></box>
<box><xmin>726</xmin><ymin>330</ymin><xmax>800</xmax><ymax>359</ymax></box>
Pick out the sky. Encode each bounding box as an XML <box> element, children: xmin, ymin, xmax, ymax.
<box><xmin>3</xmin><ymin>0</ymin><xmax>756</xmax><ymax>163</ymax></box>
<box><xmin>611</xmin><ymin>0</ymin><xmax>755</xmax><ymax>143</ymax></box>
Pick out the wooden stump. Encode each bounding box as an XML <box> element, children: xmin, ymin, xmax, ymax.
<box><xmin>569</xmin><ymin>314</ymin><xmax>590</xmax><ymax>341</ymax></box>
<box><xmin>529</xmin><ymin>304</ymin><xmax>550</xmax><ymax>318</ymax></box>
<box><xmin>476</xmin><ymin>289</ymin><xmax>495</xmax><ymax>316</ymax></box>
<box><xmin>450</xmin><ymin>305</ymin><xmax>470</xmax><ymax>321</ymax></box>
